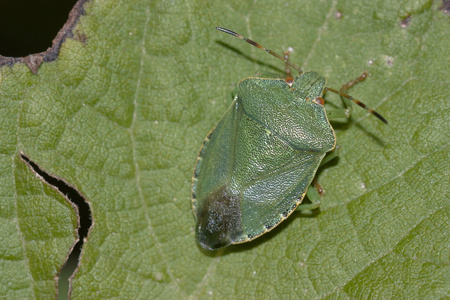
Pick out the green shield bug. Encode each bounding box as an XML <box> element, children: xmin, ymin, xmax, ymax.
<box><xmin>191</xmin><ymin>27</ymin><xmax>387</xmax><ymax>251</ymax></box>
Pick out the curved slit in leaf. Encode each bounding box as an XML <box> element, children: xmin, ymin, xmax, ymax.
<box><xmin>19</xmin><ymin>151</ymin><xmax>93</xmax><ymax>300</ymax></box>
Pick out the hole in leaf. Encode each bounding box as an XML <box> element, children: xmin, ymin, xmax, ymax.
<box><xmin>0</xmin><ymin>0</ymin><xmax>78</xmax><ymax>56</ymax></box>
<box><xmin>19</xmin><ymin>152</ymin><xmax>92</xmax><ymax>300</ymax></box>
<box><xmin>0</xmin><ymin>0</ymin><xmax>89</xmax><ymax>73</ymax></box>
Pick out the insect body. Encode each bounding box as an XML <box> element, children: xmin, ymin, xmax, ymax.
<box><xmin>191</xmin><ymin>27</ymin><xmax>386</xmax><ymax>250</ymax></box>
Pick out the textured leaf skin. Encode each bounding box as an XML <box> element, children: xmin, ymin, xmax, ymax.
<box><xmin>1</xmin><ymin>0</ymin><xmax>448</xmax><ymax>299</ymax></box>
<box><xmin>192</xmin><ymin>72</ymin><xmax>335</xmax><ymax>250</ymax></box>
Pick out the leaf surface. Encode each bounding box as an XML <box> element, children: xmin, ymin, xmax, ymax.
<box><xmin>0</xmin><ymin>0</ymin><xmax>448</xmax><ymax>298</ymax></box>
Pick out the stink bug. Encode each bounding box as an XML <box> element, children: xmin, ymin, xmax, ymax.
<box><xmin>191</xmin><ymin>27</ymin><xmax>387</xmax><ymax>250</ymax></box>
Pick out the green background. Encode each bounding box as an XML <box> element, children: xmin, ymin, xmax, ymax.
<box><xmin>0</xmin><ymin>0</ymin><xmax>448</xmax><ymax>299</ymax></box>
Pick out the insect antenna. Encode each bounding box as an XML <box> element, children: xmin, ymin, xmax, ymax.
<box><xmin>216</xmin><ymin>27</ymin><xmax>303</xmax><ymax>75</ymax></box>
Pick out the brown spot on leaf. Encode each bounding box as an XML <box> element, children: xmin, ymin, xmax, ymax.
<box><xmin>75</xmin><ymin>31</ymin><xmax>88</xmax><ymax>46</ymax></box>
<box><xmin>400</xmin><ymin>15</ymin><xmax>412</xmax><ymax>29</ymax></box>
<box><xmin>439</xmin><ymin>0</ymin><xmax>450</xmax><ymax>14</ymax></box>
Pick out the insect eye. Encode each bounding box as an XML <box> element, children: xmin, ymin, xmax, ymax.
<box><xmin>313</xmin><ymin>97</ymin><xmax>325</xmax><ymax>105</ymax></box>
<box><xmin>285</xmin><ymin>77</ymin><xmax>294</xmax><ymax>85</ymax></box>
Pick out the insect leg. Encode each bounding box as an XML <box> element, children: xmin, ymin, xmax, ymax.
<box><xmin>325</xmin><ymin>72</ymin><xmax>387</xmax><ymax>124</ymax></box>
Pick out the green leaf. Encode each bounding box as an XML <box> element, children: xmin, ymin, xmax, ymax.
<box><xmin>1</xmin><ymin>0</ymin><xmax>448</xmax><ymax>299</ymax></box>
